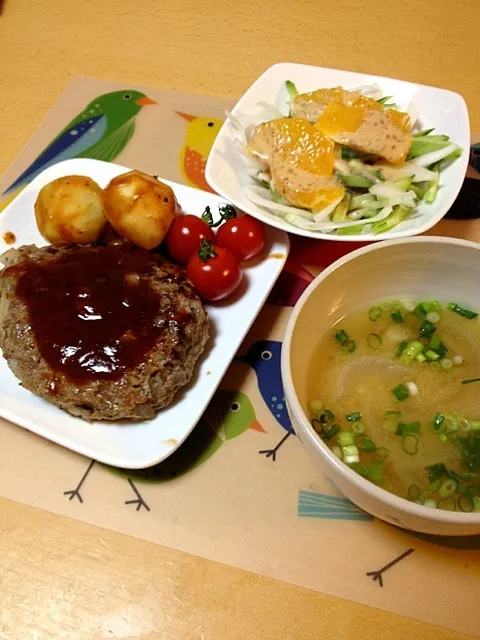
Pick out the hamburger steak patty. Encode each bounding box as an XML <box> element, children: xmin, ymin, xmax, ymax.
<box><xmin>0</xmin><ymin>242</ymin><xmax>209</xmax><ymax>421</ymax></box>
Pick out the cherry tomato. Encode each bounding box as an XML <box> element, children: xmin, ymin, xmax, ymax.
<box><xmin>216</xmin><ymin>215</ymin><xmax>265</xmax><ymax>261</ymax></box>
<box><xmin>186</xmin><ymin>240</ymin><xmax>242</xmax><ymax>302</ymax></box>
<box><xmin>166</xmin><ymin>214</ymin><xmax>215</xmax><ymax>266</ymax></box>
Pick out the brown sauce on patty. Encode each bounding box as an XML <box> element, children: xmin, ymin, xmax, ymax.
<box><xmin>12</xmin><ymin>243</ymin><xmax>190</xmax><ymax>385</ymax></box>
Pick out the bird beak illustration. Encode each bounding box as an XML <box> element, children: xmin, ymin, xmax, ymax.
<box><xmin>249</xmin><ymin>418</ymin><xmax>266</xmax><ymax>432</ymax></box>
<box><xmin>233</xmin><ymin>353</ymin><xmax>247</xmax><ymax>363</ymax></box>
<box><xmin>175</xmin><ymin>111</ymin><xmax>196</xmax><ymax>122</ymax></box>
<box><xmin>136</xmin><ymin>96</ymin><xmax>157</xmax><ymax>106</ymax></box>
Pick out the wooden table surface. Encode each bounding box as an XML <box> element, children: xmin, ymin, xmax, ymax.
<box><xmin>1</xmin><ymin>1</ymin><xmax>479</xmax><ymax>638</ymax></box>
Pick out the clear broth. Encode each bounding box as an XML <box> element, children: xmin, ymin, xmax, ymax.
<box><xmin>307</xmin><ymin>300</ymin><xmax>480</xmax><ymax>511</ymax></box>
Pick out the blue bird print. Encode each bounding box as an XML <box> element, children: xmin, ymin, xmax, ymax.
<box><xmin>235</xmin><ymin>339</ymin><xmax>294</xmax><ymax>461</ymax></box>
<box><xmin>1</xmin><ymin>89</ymin><xmax>157</xmax><ymax>203</ymax></box>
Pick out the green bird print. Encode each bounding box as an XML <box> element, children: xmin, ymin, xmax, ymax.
<box><xmin>107</xmin><ymin>389</ymin><xmax>266</xmax><ymax>484</ymax></box>
<box><xmin>3</xmin><ymin>89</ymin><xmax>157</xmax><ymax>197</ymax></box>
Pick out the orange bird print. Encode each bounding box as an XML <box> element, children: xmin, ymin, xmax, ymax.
<box><xmin>176</xmin><ymin>112</ymin><xmax>223</xmax><ymax>193</ymax></box>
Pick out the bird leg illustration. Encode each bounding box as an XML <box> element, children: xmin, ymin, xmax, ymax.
<box><xmin>124</xmin><ymin>477</ymin><xmax>150</xmax><ymax>512</ymax></box>
<box><xmin>366</xmin><ymin>548</ymin><xmax>414</xmax><ymax>587</ymax></box>
<box><xmin>258</xmin><ymin>432</ymin><xmax>292</xmax><ymax>462</ymax></box>
<box><xmin>235</xmin><ymin>340</ymin><xmax>295</xmax><ymax>462</ymax></box>
<box><xmin>63</xmin><ymin>459</ymin><xmax>96</xmax><ymax>503</ymax></box>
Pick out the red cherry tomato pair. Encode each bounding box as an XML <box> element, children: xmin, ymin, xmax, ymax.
<box><xmin>166</xmin><ymin>212</ymin><xmax>265</xmax><ymax>302</ymax></box>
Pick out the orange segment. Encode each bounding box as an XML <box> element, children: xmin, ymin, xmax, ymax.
<box><xmin>248</xmin><ymin>118</ymin><xmax>336</xmax><ymax>176</ymax></box>
<box><xmin>350</xmin><ymin>95</ymin><xmax>382</xmax><ymax>111</ymax></box>
<box><xmin>284</xmin><ymin>184</ymin><xmax>345</xmax><ymax>211</ymax></box>
<box><xmin>296</xmin><ymin>86</ymin><xmax>349</xmax><ymax>106</ymax></box>
<box><xmin>315</xmin><ymin>104</ymin><xmax>366</xmax><ymax>136</ymax></box>
<box><xmin>387</xmin><ymin>109</ymin><xmax>411</xmax><ymax>133</ymax></box>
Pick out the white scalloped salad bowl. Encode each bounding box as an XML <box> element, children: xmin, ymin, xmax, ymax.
<box><xmin>206</xmin><ymin>62</ymin><xmax>470</xmax><ymax>241</ymax></box>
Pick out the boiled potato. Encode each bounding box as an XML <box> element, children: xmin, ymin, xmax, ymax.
<box><xmin>35</xmin><ymin>176</ymin><xmax>107</xmax><ymax>245</ymax></box>
<box><xmin>102</xmin><ymin>170</ymin><xmax>178</xmax><ymax>250</ymax></box>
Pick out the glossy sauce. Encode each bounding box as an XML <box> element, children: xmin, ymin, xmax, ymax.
<box><xmin>13</xmin><ymin>243</ymin><xmax>188</xmax><ymax>385</ymax></box>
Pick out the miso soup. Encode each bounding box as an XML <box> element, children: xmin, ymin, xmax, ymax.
<box><xmin>307</xmin><ymin>299</ymin><xmax>480</xmax><ymax>512</ymax></box>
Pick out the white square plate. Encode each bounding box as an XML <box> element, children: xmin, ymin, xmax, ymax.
<box><xmin>0</xmin><ymin>158</ymin><xmax>289</xmax><ymax>468</ymax></box>
<box><xmin>206</xmin><ymin>62</ymin><xmax>470</xmax><ymax>241</ymax></box>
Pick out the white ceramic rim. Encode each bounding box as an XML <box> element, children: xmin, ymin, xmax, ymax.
<box><xmin>281</xmin><ymin>235</ymin><xmax>480</xmax><ymax>525</ymax></box>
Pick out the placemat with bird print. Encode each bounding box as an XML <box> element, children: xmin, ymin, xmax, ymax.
<box><xmin>0</xmin><ymin>78</ymin><xmax>479</xmax><ymax>637</ymax></box>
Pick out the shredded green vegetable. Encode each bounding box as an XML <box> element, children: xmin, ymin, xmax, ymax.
<box><xmin>285</xmin><ymin>80</ymin><xmax>298</xmax><ymax>101</ymax></box>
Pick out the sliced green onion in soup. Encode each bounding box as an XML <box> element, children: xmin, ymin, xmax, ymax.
<box><xmin>396</xmin><ymin>341</ymin><xmax>408</xmax><ymax>358</ymax></box>
<box><xmin>367</xmin><ymin>332</ymin><xmax>383</xmax><ymax>349</ymax></box>
<box><xmin>396</xmin><ymin>421</ymin><xmax>421</xmax><ymax>436</ymax></box>
<box><xmin>311</xmin><ymin>418</ymin><xmax>324</xmax><ymax>435</ymax></box>
<box><xmin>418</xmin><ymin>480</ymin><xmax>442</xmax><ymax>502</ymax></box>
<box><xmin>375</xmin><ymin>447</ymin><xmax>389</xmax><ymax>461</ymax></box>
<box><xmin>439</xmin><ymin>478</ymin><xmax>457</xmax><ymax>498</ymax></box>
<box><xmin>402</xmin><ymin>434</ymin><xmax>419</xmax><ymax>455</ymax></box>
<box><xmin>346</xmin><ymin>412</ymin><xmax>362</xmax><ymax>422</ymax></box>
<box><xmin>320</xmin><ymin>409</ymin><xmax>335</xmax><ymax>425</ymax></box>
<box><xmin>338</xmin><ymin>432</ymin><xmax>355</xmax><ymax>447</ymax></box>
<box><xmin>351</xmin><ymin>422</ymin><xmax>366</xmax><ymax>435</ymax></box>
<box><xmin>447</xmin><ymin>303</ymin><xmax>479</xmax><ymax>320</ymax></box>
<box><xmin>323</xmin><ymin>424</ymin><xmax>340</xmax><ymax>440</ymax></box>
<box><xmin>390</xmin><ymin>310</ymin><xmax>404</xmax><ymax>323</ymax></box>
<box><xmin>343</xmin><ymin>444</ymin><xmax>360</xmax><ymax>464</ymax></box>
<box><xmin>354</xmin><ymin>434</ymin><xmax>376</xmax><ymax>451</ymax></box>
<box><xmin>368</xmin><ymin>306</ymin><xmax>382</xmax><ymax>322</ymax></box>
<box><xmin>432</xmin><ymin>413</ymin><xmax>445</xmax><ymax>431</ymax></box>
<box><xmin>438</xmin><ymin>497</ymin><xmax>457</xmax><ymax>511</ymax></box>
<box><xmin>400</xmin><ymin>341</ymin><xmax>424</xmax><ymax>363</ymax></box>
<box><xmin>408</xmin><ymin>484</ymin><xmax>420</xmax><ymax>500</ymax></box>
<box><xmin>392</xmin><ymin>384</ymin><xmax>410</xmax><ymax>401</ymax></box>
<box><xmin>419</xmin><ymin>319</ymin><xmax>437</xmax><ymax>338</ymax></box>
<box><xmin>426</xmin><ymin>463</ymin><xmax>449</xmax><ymax>482</ymax></box>
<box><xmin>341</xmin><ymin>339</ymin><xmax>356</xmax><ymax>354</ymax></box>
<box><xmin>335</xmin><ymin>329</ymin><xmax>349</xmax><ymax>343</ymax></box>
<box><xmin>459</xmin><ymin>495</ymin><xmax>475</xmax><ymax>512</ymax></box>
<box><xmin>308</xmin><ymin>399</ymin><xmax>324</xmax><ymax>414</ymax></box>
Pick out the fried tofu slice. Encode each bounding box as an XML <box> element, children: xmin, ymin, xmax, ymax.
<box><xmin>315</xmin><ymin>104</ymin><xmax>412</xmax><ymax>165</ymax></box>
<box><xmin>291</xmin><ymin>87</ymin><xmax>381</xmax><ymax>123</ymax></box>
